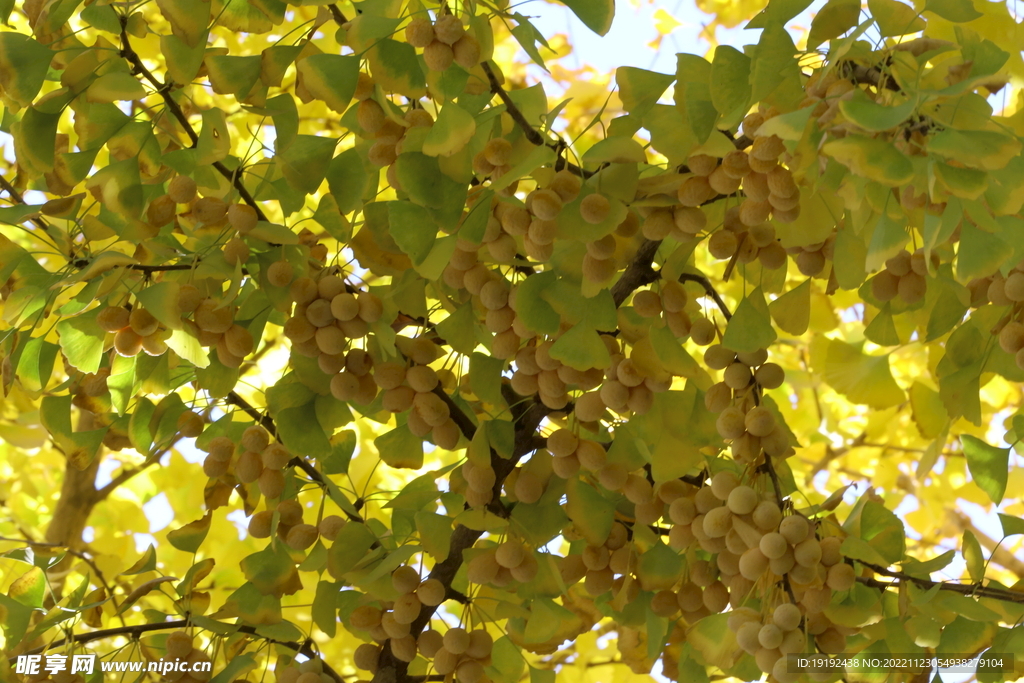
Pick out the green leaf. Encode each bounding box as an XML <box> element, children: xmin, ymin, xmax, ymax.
<box><xmin>167</xmin><ymin>512</ymin><xmax>212</xmax><ymax>553</ymax></box>
<box><xmin>581</xmin><ymin>137</ymin><xmax>646</xmax><ymax>165</ymax></box>
<box><xmin>823</xmin><ymin>136</ymin><xmax>914</xmax><ymax>187</ymax></box>
<box><xmin>85</xmin><ymin>72</ymin><xmax>147</xmax><ymax>103</ymax></box>
<box><xmin>928</xmin><ymin>129</ymin><xmax>1021</xmax><ymax>171</ymax></box>
<box><xmin>768</xmin><ymin>279</ymin><xmax>811</xmax><ymax>336</ymax></box>
<box><xmin>296</xmin><ymin>55</ymin><xmax>360</xmax><ymax>114</ymax></box>
<box><xmin>824</xmin><ymin>339</ymin><xmax>905</xmax><ymax>409</ymax></box>
<box><xmin>196</xmin><ymin>108</ymin><xmax>230</xmax><ymax>165</ymax></box>
<box><xmin>649</xmin><ymin>325</ymin><xmax>701</xmax><ymax>378</ymax></box>
<box><xmin>962</xmin><ymin>529</ymin><xmax>985</xmax><ymax>582</ymax></box>
<box><xmin>13</xmin><ymin>106</ymin><xmax>60</xmax><ymax>176</ymax></box>
<box><xmin>17</xmin><ymin>336</ymin><xmax>57</xmax><ymax>394</ymax></box>
<box><xmin>956</xmin><ymin>222</ymin><xmax>1012</xmax><ymax>283</ymax></box>
<box><xmin>240</xmin><ymin>546</ymin><xmax>300</xmax><ymax>596</ymax></box>
<box><xmin>436</xmin><ymin>303</ymin><xmax>479</xmax><ymax>355</ymax></box>
<box><xmin>135</xmin><ymin>282</ymin><xmax>183</xmax><ymax>331</ymax></box>
<box><xmin>157</xmin><ymin>0</ymin><xmax>210</xmax><ymax>47</ymax></box>
<box><xmin>161</xmin><ymin>32</ymin><xmax>208</xmax><ymax>85</ymax></box>
<box><xmin>722</xmin><ymin>288</ymin><xmax>776</xmax><ymax>353</ymax></box>
<box><xmin>469</xmin><ymin>352</ymin><xmax>507</xmax><ymax>409</ymax></box>
<box><xmin>0</xmin><ymin>33</ymin><xmax>52</xmax><ymax>107</ymax></box>
<box><xmin>924</xmin><ymin>0</ymin><xmax>982</xmax><ymax>22</ymax></box>
<box><xmin>961</xmin><ymin>434</ymin><xmax>1008</xmax><ymax>504</ymax></box>
<box><xmin>8</xmin><ymin>567</ymin><xmax>45</xmax><ymax>608</ymax></box>
<box><xmin>615</xmin><ymin>67</ymin><xmax>674</xmax><ymax>119</ymax></box>
<box><xmin>388</xmin><ymin>201</ymin><xmax>437</xmax><ymax>265</ymax></box>
<box><xmin>937</xmin><ymin>615</ymin><xmax>996</xmax><ymax>657</ymax></box>
<box><xmin>311</xmin><ymin>581</ymin><xmax>338</xmax><ymax>638</ymax></box>
<box><xmin>368</xmin><ymin>39</ymin><xmax>425</xmax><ymax>99</ymax></box>
<box><xmin>868</xmin><ymin>0</ymin><xmax>927</xmax><ymax>36</ymax></box>
<box><xmin>557</xmin><ymin>0</ymin><xmax>615</xmax><ymax>35</ymax></box>
<box><xmin>374</xmin><ymin>425</ymin><xmax>424</xmax><ymax>469</ymax></box>
<box><xmin>277</xmin><ymin>404</ymin><xmax>332</xmax><ymax>459</ymax></box>
<box><xmin>638</xmin><ymin>542</ymin><xmax>683</xmax><ymax>591</ymax></box>
<box><xmin>749</xmin><ymin>23</ymin><xmax>800</xmax><ymax>104</ymax></box>
<box><xmin>565</xmin><ymin>477</ymin><xmax>614</xmax><ymax>546</ymax></box>
<box><xmin>864</xmin><ymin>304</ymin><xmax>900</xmax><ymax>346</ymax></box>
<box><xmin>422</xmin><ymin>103</ymin><xmax>475</xmax><ymax>157</ymax></box>
<box><xmin>207</xmin><ymin>54</ymin><xmax>261</xmax><ymax>99</ymax></box>
<box><xmin>277</xmin><ymin>134</ymin><xmax>336</xmax><ymax>195</ymax></box>
<box><xmin>327</xmin><ymin>522</ymin><xmax>378</xmax><ymax>579</ymax></box>
<box><xmin>807</xmin><ymin>0</ymin><xmax>861</xmax><ymax>50</ymax></box>
<box><xmin>415</xmin><ymin>512</ymin><xmax>452</xmax><ymax>562</ymax></box>
<box><xmin>167</xmin><ymin>328</ymin><xmax>210</xmax><ymax>368</ymax></box>
<box><xmin>709</xmin><ymin>46</ymin><xmax>751</xmax><ymax>127</ymax></box>
<box><xmin>488</xmin><ymin>636</ymin><xmax>526</xmax><ymax>683</ymax></box>
<box><xmin>514</xmin><ymin>271</ymin><xmax>560</xmax><ymax>336</ymax></box>
<box><xmin>839</xmin><ymin>89</ymin><xmax>917</xmax><ymax>132</ymax></box>
<box><xmin>548</xmin><ymin>322</ymin><xmax>611</xmax><ymax>372</ymax></box>
<box><xmin>998</xmin><ymin>513</ymin><xmax>1024</xmax><ymax>538</ymax></box>
<box><xmin>56</xmin><ymin>309</ymin><xmax>104</xmax><ymax>373</ymax></box>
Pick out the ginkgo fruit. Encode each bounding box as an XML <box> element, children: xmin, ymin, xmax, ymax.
<box><xmin>580</xmin><ymin>193</ymin><xmax>610</xmax><ymax>224</ymax></box>
<box><xmin>405</xmin><ymin>17</ymin><xmax>435</xmax><ymax>47</ymax></box>
<box><xmin>168</xmin><ymin>175</ymin><xmax>197</xmax><ymax>204</ymax></box>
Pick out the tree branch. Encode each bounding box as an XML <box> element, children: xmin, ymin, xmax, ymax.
<box><xmin>857</xmin><ymin>560</ymin><xmax>1024</xmax><ymax>604</ymax></box>
<box><xmin>118</xmin><ymin>19</ymin><xmax>268</xmax><ymax>222</ymax></box>
<box><xmin>479</xmin><ymin>62</ymin><xmax>588</xmax><ymax>178</ymax></box>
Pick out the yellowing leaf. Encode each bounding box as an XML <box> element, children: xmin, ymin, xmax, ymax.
<box><xmin>823</xmin><ymin>137</ymin><xmax>914</xmax><ymax>187</ymax></box>
<box><xmin>869</xmin><ymin>0</ymin><xmax>927</xmax><ymax>36</ymax></box>
<box><xmin>167</xmin><ymin>512</ymin><xmax>212</xmax><ymax>553</ymax></box>
<box><xmin>422</xmin><ymin>103</ymin><xmax>476</xmax><ymax>157</ymax></box>
<box><xmin>962</xmin><ymin>529</ymin><xmax>985</xmax><ymax>581</ymax></box>
<box><xmin>722</xmin><ymin>287</ymin><xmax>776</xmax><ymax>353</ymax></box>
<box><xmin>824</xmin><ymin>339</ymin><xmax>905</xmax><ymax>408</ymax></box>
<box><xmin>296</xmin><ymin>55</ymin><xmax>359</xmax><ymax>114</ymax></box>
<box><xmin>769</xmin><ymin>279</ymin><xmax>811</xmax><ymax>336</ymax></box>
<box><xmin>807</xmin><ymin>0</ymin><xmax>861</xmax><ymax>50</ymax></box>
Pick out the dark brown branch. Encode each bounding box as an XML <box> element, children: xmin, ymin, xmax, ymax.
<box><xmin>431</xmin><ymin>385</ymin><xmax>476</xmax><ymax>440</ymax></box>
<box><xmin>118</xmin><ymin>20</ymin><xmax>268</xmax><ymax>222</ymax></box>
<box><xmin>677</xmin><ymin>273</ymin><xmax>733</xmax><ymax>321</ymax></box>
<box><xmin>479</xmin><ymin>62</ymin><xmax>589</xmax><ymax>178</ymax></box>
<box><xmin>226</xmin><ymin>391</ymin><xmax>277</xmax><ymax>438</ymax></box>
<box><xmin>857</xmin><ymin>560</ymin><xmax>1024</xmax><ymax>604</ymax></box>
<box><xmin>611</xmin><ymin>239</ymin><xmax>661</xmax><ymax>307</ymax></box>
<box><xmin>10</xmin><ymin>618</ymin><xmax>344</xmax><ymax>683</ymax></box>
<box><xmin>328</xmin><ymin>5</ymin><xmax>349</xmax><ymax>24</ymax></box>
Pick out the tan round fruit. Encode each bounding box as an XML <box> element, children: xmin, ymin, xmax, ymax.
<box><xmin>424</xmin><ymin>40</ymin><xmax>454</xmax><ymax>71</ymax></box>
<box><xmin>405</xmin><ymin>16</ymin><xmax>435</xmax><ymax>47</ymax></box>
<box><xmin>285</xmin><ymin>523</ymin><xmax>318</xmax><ymax>550</ymax></box>
<box><xmin>168</xmin><ymin>175</ymin><xmax>198</xmax><ymax>204</ymax></box>
<box><xmin>228</xmin><ymin>204</ymin><xmax>258</xmax><ymax>233</ymax></box>
<box><xmin>580</xmin><ymin>193</ymin><xmax>610</xmax><ymax>224</ymax></box>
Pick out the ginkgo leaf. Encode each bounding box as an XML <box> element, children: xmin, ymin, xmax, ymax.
<box><xmin>869</xmin><ymin>0</ymin><xmax>927</xmax><ymax>35</ymax></box>
<box><xmin>961</xmin><ymin>434</ymin><xmax>1008</xmax><ymax>504</ymax></box>
<box><xmin>824</xmin><ymin>339</ymin><xmax>905</xmax><ymax>408</ymax></box>
<box><xmin>769</xmin><ymin>279</ymin><xmax>811</xmax><ymax>336</ymax></box>
<box><xmin>823</xmin><ymin>136</ymin><xmax>914</xmax><ymax>187</ymax></box>
<box><xmin>722</xmin><ymin>288</ymin><xmax>776</xmax><ymax>353</ymax></box>
<box><xmin>422</xmin><ymin>103</ymin><xmax>476</xmax><ymax>157</ymax></box>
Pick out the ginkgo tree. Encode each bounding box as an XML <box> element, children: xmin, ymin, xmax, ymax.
<box><xmin>3</xmin><ymin>0</ymin><xmax>1024</xmax><ymax>681</ymax></box>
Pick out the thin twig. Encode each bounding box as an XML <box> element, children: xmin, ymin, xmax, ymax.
<box><xmin>479</xmin><ymin>62</ymin><xmax>589</xmax><ymax>178</ymax></box>
<box><xmin>118</xmin><ymin>19</ymin><xmax>267</xmax><ymax>222</ymax></box>
<box><xmin>857</xmin><ymin>560</ymin><xmax>1024</xmax><ymax>604</ymax></box>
